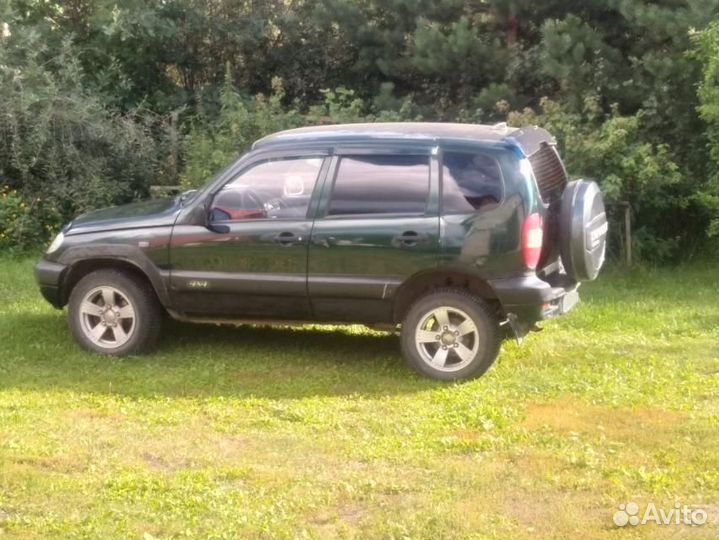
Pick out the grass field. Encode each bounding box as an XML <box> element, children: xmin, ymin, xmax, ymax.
<box><xmin>0</xmin><ymin>256</ymin><xmax>717</xmax><ymax>539</ymax></box>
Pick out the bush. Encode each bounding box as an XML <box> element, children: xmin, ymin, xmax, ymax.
<box><xmin>0</xmin><ymin>188</ymin><xmax>57</xmax><ymax>251</ymax></box>
<box><xmin>508</xmin><ymin>98</ymin><xmax>688</xmax><ymax>263</ymax></box>
<box><xmin>0</xmin><ymin>35</ymin><xmax>162</xmax><ymax>248</ymax></box>
<box><xmin>181</xmin><ymin>69</ymin><xmax>423</xmax><ymax>189</ymax></box>
<box><xmin>181</xmin><ymin>72</ymin><xmax>304</xmax><ymax>189</ymax></box>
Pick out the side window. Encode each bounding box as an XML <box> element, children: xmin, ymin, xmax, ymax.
<box><xmin>441</xmin><ymin>151</ymin><xmax>503</xmax><ymax>214</ymax></box>
<box><xmin>328</xmin><ymin>155</ymin><xmax>430</xmax><ymax>216</ymax></box>
<box><xmin>211</xmin><ymin>157</ymin><xmax>323</xmax><ymax>221</ymax></box>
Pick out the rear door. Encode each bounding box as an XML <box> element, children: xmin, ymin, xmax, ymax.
<box><xmin>308</xmin><ymin>146</ymin><xmax>440</xmax><ymax>322</ymax></box>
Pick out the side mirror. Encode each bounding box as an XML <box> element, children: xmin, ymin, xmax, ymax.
<box><xmin>204</xmin><ymin>197</ymin><xmax>231</xmax><ymax>234</ymax></box>
<box><xmin>207</xmin><ymin>221</ymin><xmax>230</xmax><ymax>234</ymax></box>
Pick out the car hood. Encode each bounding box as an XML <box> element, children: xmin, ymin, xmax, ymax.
<box><xmin>67</xmin><ymin>198</ymin><xmax>182</xmax><ymax>235</ymax></box>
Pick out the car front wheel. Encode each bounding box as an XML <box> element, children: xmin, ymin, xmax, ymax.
<box><xmin>400</xmin><ymin>288</ymin><xmax>501</xmax><ymax>381</ymax></box>
<box><xmin>68</xmin><ymin>269</ymin><xmax>161</xmax><ymax>356</ymax></box>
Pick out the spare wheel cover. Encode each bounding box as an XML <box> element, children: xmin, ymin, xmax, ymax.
<box><xmin>559</xmin><ymin>180</ymin><xmax>608</xmax><ymax>281</ymax></box>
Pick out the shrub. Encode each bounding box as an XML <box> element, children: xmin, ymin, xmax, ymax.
<box><xmin>508</xmin><ymin>98</ymin><xmax>686</xmax><ymax>262</ymax></box>
<box><xmin>0</xmin><ymin>35</ymin><xmax>162</xmax><ymax>248</ymax></box>
<box><xmin>0</xmin><ymin>187</ymin><xmax>60</xmax><ymax>251</ymax></box>
<box><xmin>181</xmin><ymin>71</ymin><xmax>304</xmax><ymax>189</ymax></box>
<box><xmin>181</xmin><ymin>70</ymin><xmax>422</xmax><ymax>189</ymax></box>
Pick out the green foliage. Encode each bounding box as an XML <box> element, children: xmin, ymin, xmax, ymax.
<box><xmin>540</xmin><ymin>15</ymin><xmax>622</xmax><ymax>110</ymax></box>
<box><xmin>307</xmin><ymin>87</ymin><xmax>366</xmax><ymax>124</ymax></box>
<box><xmin>371</xmin><ymin>82</ymin><xmax>423</xmax><ymax>121</ymax></box>
<box><xmin>509</xmin><ymin>99</ymin><xmax>687</xmax><ymax>261</ymax></box>
<box><xmin>182</xmin><ymin>74</ymin><xmax>419</xmax><ymax>189</ymax></box>
<box><xmin>412</xmin><ymin>16</ymin><xmax>507</xmax><ymax>101</ymax></box>
<box><xmin>181</xmin><ymin>70</ymin><xmax>304</xmax><ymax>189</ymax></box>
<box><xmin>0</xmin><ymin>188</ymin><xmax>59</xmax><ymax>251</ymax></box>
<box><xmin>0</xmin><ymin>31</ymin><xmax>164</xmax><ymax>246</ymax></box>
<box><xmin>695</xmin><ymin>21</ymin><xmax>719</xmax><ymax>237</ymax></box>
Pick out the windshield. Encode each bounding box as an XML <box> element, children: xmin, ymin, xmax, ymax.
<box><xmin>180</xmin><ymin>159</ymin><xmax>240</xmax><ymax>206</ymax></box>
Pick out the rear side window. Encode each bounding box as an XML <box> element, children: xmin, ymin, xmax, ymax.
<box><xmin>328</xmin><ymin>155</ymin><xmax>430</xmax><ymax>216</ymax></box>
<box><xmin>441</xmin><ymin>151</ymin><xmax>503</xmax><ymax>214</ymax></box>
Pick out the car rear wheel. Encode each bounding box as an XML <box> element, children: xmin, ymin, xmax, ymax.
<box><xmin>68</xmin><ymin>269</ymin><xmax>161</xmax><ymax>356</ymax></box>
<box><xmin>400</xmin><ymin>289</ymin><xmax>501</xmax><ymax>381</ymax></box>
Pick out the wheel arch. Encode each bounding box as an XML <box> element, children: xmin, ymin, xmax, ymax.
<box><xmin>58</xmin><ymin>246</ymin><xmax>170</xmax><ymax>308</ymax></box>
<box><xmin>392</xmin><ymin>268</ymin><xmax>501</xmax><ymax>323</ymax></box>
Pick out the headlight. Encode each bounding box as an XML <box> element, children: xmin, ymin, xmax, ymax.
<box><xmin>46</xmin><ymin>232</ymin><xmax>64</xmax><ymax>254</ymax></box>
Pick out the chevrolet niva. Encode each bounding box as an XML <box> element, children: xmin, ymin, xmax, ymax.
<box><xmin>36</xmin><ymin>123</ymin><xmax>607</xmax><ymax>380</ymax></box>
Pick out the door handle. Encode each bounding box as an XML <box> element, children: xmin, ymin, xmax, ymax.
<box><xmin>394</xmin><ymin>230</ymin><xmax>423</xmax><ymax>246</ymax></box>
<box><xmin>273</xmin><ymin>231</ymin><xmax>302</xmax><ymax>246</ymax></box>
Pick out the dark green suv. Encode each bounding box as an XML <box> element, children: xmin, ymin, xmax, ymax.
<box><xmin>35</xmin><ymin>123</ymin><xmax>607</xmax><ymax>380</ymax></box>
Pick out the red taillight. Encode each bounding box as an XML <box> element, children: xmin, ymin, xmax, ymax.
<box><xmin>522</xmin><ymin>212</ymin><xmax>544</xmax><ymax>270</ymax></box>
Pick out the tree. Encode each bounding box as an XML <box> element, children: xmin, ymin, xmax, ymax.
<box><xmin>695</xmin><ymin>21</ymin><xmax>719</xmax><ymax>237</ymax></box>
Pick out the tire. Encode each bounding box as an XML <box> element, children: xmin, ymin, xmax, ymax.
<box><xmin>400</xmin><ymin>288</ymin><xmax>501</xmax><ymax>381</ymax></box>
<box><xmin>67</xmin><ymin>269</ymin><xmax>162</xmax><ymax>356</ymax></box>
<box><xmin>559</xmin><ymin>179</ymin><xmax>608</xmax><ymax>281</ymax></box>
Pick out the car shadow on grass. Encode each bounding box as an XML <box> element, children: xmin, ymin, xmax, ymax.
<box><xmin>0</xmin><ymin>313</ymin><xmax>443</xmax><ymax>399</ymax></box>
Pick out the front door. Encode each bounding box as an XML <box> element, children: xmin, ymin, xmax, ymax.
<box><xmin>308</xmin><ymin>150</ymin><xmax>440</xmax><ymax>322</ymax></box>
<box><xmin>169</xmin><ymin>154</ymin><xmax>327</xmax><ymax>318</ymax></box>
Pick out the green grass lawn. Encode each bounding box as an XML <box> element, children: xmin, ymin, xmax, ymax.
<box><xmin>0</xmin><ymin>256</ymin><xmax>717</xmax><ymax>539</ymax></box>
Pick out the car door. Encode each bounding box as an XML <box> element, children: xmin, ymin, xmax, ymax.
<box><xmin>308</xmin><ymin>147</ymin><xmax>440</xmax><ymax>322</ymax></box>
<box><xmin>169</xmin><ymin>152</ymin><xmax>329</xmax><ymax>318</ymax></box>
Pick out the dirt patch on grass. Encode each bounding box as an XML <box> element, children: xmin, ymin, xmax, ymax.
<box><xmin>69</xmin><ymin>408</ymin><xmax>126</xmax><ymax>422</ymax></box>
<box><xmin>310</xmin><ymin>501</ymin><xmax>367</xmax><ymax>529</ymax></box>
<box><xmin>130</xmin><ymin>431</ymin><xmax>250</xmax><ymax>472</ymax></box>
<box><xmin>139</xmin><ymin>452</ymin><xmax>192</xmax><ymax>472</ymax></box>
<box><xmin>522</xmin><ymin>397</ymin><xmax>686</xmax><ymax>444</ymax></box>
<box><xmin>13</xmin><ymin>455</ymin><xmax>88</xmax><ymax>474</ymax></box>
<box><xmin>502</xmin><ymin>490</ymin><xmax>617</xmax><ymax>538</ymax></box>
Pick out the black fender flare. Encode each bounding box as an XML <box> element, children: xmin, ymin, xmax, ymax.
<box><xmin>57</xmin><ymin>244</ymin><xmax>171</xmax><ymax>307</ymax></box>
<box><xmin>391</xmin><ymin>266</ymin><xmax>500</xmax><ymax>323</ymax></box>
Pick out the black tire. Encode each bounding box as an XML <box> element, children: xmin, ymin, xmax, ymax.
<box><xmin>559</xmin><ymin>179</ymin><xmax>607</xmax><ymax>281</ymax></box>
<box><xmin>67</xmin><ymin>269</ymin><xmax>162</xmax><ymax>356</ymax></box>
<box><xmin>400</xmin><ymin>288</ymin><xmax>501</xmax><ymax>381</ymax></box>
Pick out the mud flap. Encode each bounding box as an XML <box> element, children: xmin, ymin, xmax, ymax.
<box><xmin>504</xmin><ymin>313</ymin><xmax>530</xmax><ymax>345</ymax></box>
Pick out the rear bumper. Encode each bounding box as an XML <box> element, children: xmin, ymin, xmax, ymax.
<box><xmin>489</xmin><ymin>273</ymin><xmax>579</xmax><ymax>324</ymax></box>
<box><xmin>35</xmin><ymin>259</ymin><xmax>67</xmax><ymax>309</ymax></box>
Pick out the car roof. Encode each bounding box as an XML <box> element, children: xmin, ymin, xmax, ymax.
<box><xmin>252</xmin><ymin>122</ymin><xmax>554</xmax><ymax>155</ymax></box>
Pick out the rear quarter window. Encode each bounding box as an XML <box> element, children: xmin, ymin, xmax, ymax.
<box><xmin>441</xmin><ymin>151</ymin><xmax>503</xmax><ymax>215</ymax></box>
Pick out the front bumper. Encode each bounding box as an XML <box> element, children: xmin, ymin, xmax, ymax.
<box><xmin>35</xmin><ymin>259</ymin><xmax>67</xmax><ymax>309</ymax></box>
<box><xmin>489</xmin><ymin>273</ymin><xmax>580</xmax><ymax>325</ymax></box>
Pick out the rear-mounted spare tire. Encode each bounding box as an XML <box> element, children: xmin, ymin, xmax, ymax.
<box><xmin>559</xmin><ymin>180</ymin><xmax>607</xmax><ymax>281</ymax></box>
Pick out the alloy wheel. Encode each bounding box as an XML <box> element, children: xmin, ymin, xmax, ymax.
<box><xmin>414</xmin><ymin>306</ymin><xmax>479</xmax><ymax>372</ymax></box>
<box><xmin>79</xmin><ymin>286</ymin><xmax>136</xmax><ymax>349</ymax></box>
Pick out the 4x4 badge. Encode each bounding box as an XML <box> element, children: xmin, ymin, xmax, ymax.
<box><xmin>188</xmin><ymin>280</ymin><xmax>209</xmax><ymax>289</ymax></box>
